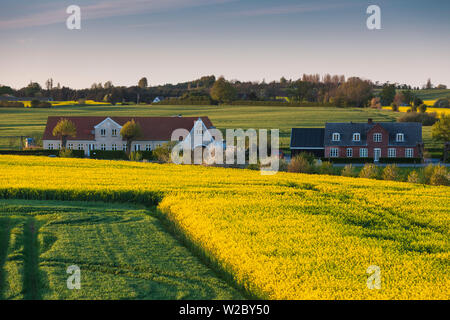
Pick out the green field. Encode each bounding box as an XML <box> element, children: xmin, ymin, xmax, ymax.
<box><xmin>0</xmin><ymin>199</ymin><xmax>242</xmax><ymax>300</ymax></box>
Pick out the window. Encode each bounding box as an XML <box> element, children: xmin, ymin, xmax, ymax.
<box><xmin>396</xmin><ymin>133</ymin><xmax>404</xmax><ymax>142</ymax></box>
<box><xmin>388</xmin><ymin>148</ymin><xmax>397</xmax><ymax>158</ymax></box>
<box><xmin>405</xmin><ymin>148</ymin><xmax>414</xmax><ymax>158</ymax></box>
<box><xmin>373</xmin><ymin>133</ymin><xmax>382</xmax><ymax>142</ymax></box>
<box><xmin>145</xmin><ymin>144</ymin><xmax>151</xmax><ymax>151</ymax></box>
<box><xmin>332</xmin><ymin>133</ymin><xmax>340</xmax><ymax>142</ymax></box>
<box><xmin>78</xmin><ymin>144</ymin><xmax>84</xmax><ymax>150</ymax></box>
<box><xmin>330</xmin><ymin>148</ymin><xmax>339</xmax><ymax>158</ymax></box>
<box><xmin>123</xmin><ymin>144</ymin><xmax>127</xmax><ymax>151</ymax></box>
<box><xmin>112</xmin><ymin>144</ymin><xmax>117</xmax><ymax>151</ymax></box>
<box><xmin>352</xmin><ymin>133</ymin><xmax>361</xmax><ymax>142</ymax></box>
<box><xmin>101</xmin><ymin>144</ymin><xmax>106</xmax><ymax>151</ymax></box>
<box><xmin>48</xmin><ymin>143</ymin><xmax>54</xmax><ymax>150</ymax></box>
<box><xmin>134</xmin><ymin>144</ymin><xmax>141</xmax><ymax>151</ymax></box>
<box><xmin>68</xmin><ymin>143</ymin><xmax>73</xmax><ymax>150</ymax></box>
<box><xmin>100</xmin><ymin>129</ymin><xmax>106</xmax><ymax>136</ymax></box>
<box><xmin>360</xmin><ymin>148</ymin><xmax>368</xmax><ymax>158</ymax></box>
<box><xmin>112</xmin><ymin>129</ymin><xmax>118</xmax><ymax>137</ymax></box>
<box><xmin>57</xmin><ymin>144</ymin><xmax>61</xmax><ymax>150</ymax></box>
<box><xmin>346</xmin><ymin>148</ymin><xmax>353</xmax><ymax>157</ymax></box>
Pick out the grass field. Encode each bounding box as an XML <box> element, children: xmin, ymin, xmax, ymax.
<box><xmin>0</xmin><ymin>156</ymin><xmax>448</xmax><ymax>300</ymax></box>
<box><xmin>0</xmin><ymin>199</ymin><xmax>242</xmax><ymax>300</ymax></box>
<box><xmin>0</xmin><ymin>104</ymin><xmax>402</xmax><ymax>150</ymax></box>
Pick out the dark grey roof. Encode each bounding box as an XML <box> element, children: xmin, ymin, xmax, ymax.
<box><xmin>324</xmin><ymin>122</ymin><xmax>422</xmax><ymax>147</ymax></box>
<box><xmin>290</xmin><ymin>128</ymin><xmax>325</xmax><ymax>149</ymax></box>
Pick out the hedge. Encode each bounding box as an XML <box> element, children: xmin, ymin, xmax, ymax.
<box><xmin>322</xmin><ymin>157</ymin><xmax>375</xmax><ymax>164</ymax></box>
<box><xmin>379</xmin><ymin>158</ymin><xmax>423</xmax><ymax>164</ymax></box>
<box><xmin>90</xmin><ymin>150</ymin><xmax>128</xmax><ymax>160</ymax></box>
<box><xmin>0</xmin><ymin>149</ymin><xmax>84</xmax><ymax>157</ymax></box>
<box><xmin>227</xmin><ymin>100</ymin><xmax>335</xmax><ymax>107</ymax></box>
<box><xmin>90</xmin><ymin>150</ymin><xmax>155</xmax><ymax>160</ymax></box>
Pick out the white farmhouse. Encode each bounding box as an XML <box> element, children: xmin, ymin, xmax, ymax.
<box><xmin>43</xmin><ymin>116</ymin><xmax>215</xmax><ymax>156</ymax></box>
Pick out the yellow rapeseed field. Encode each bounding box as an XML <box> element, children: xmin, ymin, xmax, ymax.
<box><xmin>0</xmin><ymin>155</ymin><xmax>448</xmax><ymax>299</ymax></box>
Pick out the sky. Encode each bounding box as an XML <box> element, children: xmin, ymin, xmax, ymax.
<box><xmin>0</xmin><ymin>0</ymin><xmax>449</xmax><ymax>89</ymax></box>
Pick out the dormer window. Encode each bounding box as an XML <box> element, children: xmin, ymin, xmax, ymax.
<box><xmin>396</xmin><ymin>133</ymin><xmax>404</xmax><ymax>142</ymax></box>
<box><xmin>332</xmin><ymin>133</ymin><xmax>341</xmax><ymax>141</ymax></box>
<box><xmin>373</xmin><ymin>133</ymin><xmax>382</xmax><ymax>142</ymax></box>
<box><xmin>352</xmin><ymin>133</ymin><xmax>361</xmax><ymax>142</ymax></box>
<box><xmin>100</xmin><ymin>129</ymin><xmax>106</xmax><ymax>136</ymax></box>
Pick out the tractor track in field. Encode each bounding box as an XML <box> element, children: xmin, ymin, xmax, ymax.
<box><xmin>22</xmin><ymin>218</ymin><xmax>42</xmax><ymax>300</ymax></box>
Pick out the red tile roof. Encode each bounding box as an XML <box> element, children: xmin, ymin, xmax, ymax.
<box><xmin>43</xmin><ymin>116</ymin><xmax>214</xmax><ymax>141</ymax></box>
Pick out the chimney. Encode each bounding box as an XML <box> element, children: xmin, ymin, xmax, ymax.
<box><xmin>368</xmin><ymin>118</ymin><xmax>373</xmax><ymax>124</ymax></box>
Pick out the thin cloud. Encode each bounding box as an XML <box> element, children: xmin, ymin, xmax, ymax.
<box><xmin>0</xmin><ymin>0</ymin><xmax>236</xmax><ymax>30</ymax></box>
<box><xmin>229</xmin><ymin>3</ymin><xmax>349</xmax><ymax>17</ymax></box>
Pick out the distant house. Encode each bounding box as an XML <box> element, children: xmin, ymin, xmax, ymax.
<box><xmin>291</xmin><ymin>119</ymin><xmax>423</xmax><ymax>161</ymax></box>
<box><xmin>290</xmin><ymin>128</ymin><xmax>325</xmax><ymax>157</ymax></box>
<box><xmin>152</xmin><ymin>97</ymin><xmax>163</xmax><ymax>103</ymax></box>
<box><xmin>43</xmin><ymin>116</ymin><xmax>215</xmax><ymax>156</ymax></box>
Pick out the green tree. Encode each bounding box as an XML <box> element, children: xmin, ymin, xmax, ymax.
<box><xmin>432</xmin><ymin>114</ymin><xmax>450</xmax><ymax>161</ymax></box>
<box><xmin>380</xmin><ymin>84</ymin><xmax>396</xmax><ymax>106</ymax></box>
<box><xmin>138</xmin><ymin>77</ymin><xmax>148</xmax><ymax>89</ymax></box>
<box><xmin>120</xmin><ymin>119</ymin><xmax>142</xmax><ymax>156</ymax></box>
<box><xmin>333</xmin><ymin>77</ymin><xmax>372</xmax><ymax>108</ymax></box>
<box><xmin>210</xmin><ymin>77</ymin><xmax>237</xmax><ymax>103</ymax></box>
<box><xmin>52</xmin><ymin>119</ymin><xmax>77</xmax><ymax>149</ymax></box>
<box><xmin>418</xmin><ymin>104</ymin><xmax>427</xmax><ymax>113</ymax></box>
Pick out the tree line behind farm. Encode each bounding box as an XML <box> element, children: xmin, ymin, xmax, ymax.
<box><xmin>0</xmin><ymin>75</ymin><xmax>448</xmax><ymax>108</ymax></box>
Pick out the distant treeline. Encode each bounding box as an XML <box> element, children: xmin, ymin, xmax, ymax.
<box><xmin>0</xmin><ymin>75</ymin><xmax>448</xmax><ymax>108</ymax></box>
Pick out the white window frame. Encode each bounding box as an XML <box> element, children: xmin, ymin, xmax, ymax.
<box><xmin>330</xmin><ymin>148</ymin><xmax>339</xmax><ymax>158</ymax></box>
<box><xmin>78</xmin><ymin>144</ymin><xmax>84</xmax><ymax>150</ymax></box>
<box><xmin>123</xmin><ymin>144</ymin><xmax>127</xmax><ymax>151</ymax></box>
<box><xmin>396</xmin><ymin>133</ymin><xmax>404</xmax><ymax>142</ymax></box>
<box><xmin>388</xmin><ymin>148</ymin><xmax>397</xmax><ymax>158</ymax></box>
<box><xmin>352</xmin><ymin>133</ymin><xmax>361</xmax><ymax>142</ymax></box>
<box><xmin>145</xmin><ymin>144</ymin><xmax>151</xmax><ymax>151</ymax></box>
<box><xmin>101</xmin><ymin>144</ymin><xmax>106</xmax><ymax>151</ymax></box>
<box><xmin>112</xmin><ymin>129</ymin><xmax>118</xmax><ymax>137</ymax></box>
<box><xmin>346</xmin><ymin>148</ymin><xmax>353</xmax><ymax>158</ymax></box>
<box><xmin>68</xmin><ymin>143</ymin><xmax>73</xmax><ymax>150</ymax></box>
<box><xmin>373</xmin><ymin>133</ymin><xmax>382</xmax><ymax>143</ymax></box>
<box><xmin>332</xmin><ymin>133</ymin><xmax>340</xmax><ymax>142</ymax></box>
<box><xmin>48</xmin><ymin>143</ymin><xmax>54</xmax><ymax>150</ymax></box>
<box><xmin>100</xmin><ymin>129</ymin><xmax>106</xmax><ymax>137</ymax></box>
<box><xmin>360</xmin><ymin>148</ymin><xmax>368</xmax><ymax>158</ymax></box>
<box><xmin>405</xmin><ymin>148</ymin><xmax>414</xmax><ymax>158</ymax></box>
<box><xmin>134</xmin><ymin>144</ymin><xmax>141</xmax><ymax>151</ymax></box>
<box><xmin>112</xmin><ymin>144</ymin><xmax>117</xmax><ymax>151</ymax></box>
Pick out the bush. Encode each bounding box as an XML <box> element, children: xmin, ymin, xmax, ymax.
<box><xmin>153</xmin><ymin>142</ymin><xmax>177</xmax><ymax>163</ymax></box>
<box><xmin>59</xmin><ymin>148</ymin><xmax>75</xmax><ymax>158</ymax></box>
<box><xmin>359</xmin><ymin>163</ymin><xmax>380</xmax><ymax>179</ymax></box>
<box><xmin>407</xmin><ymin>170</ymin><xmax>420</xmax><ymax>184</ymax></box>
<box><xmin>418</xmin><ymin>104</ymin><xmax>427</xmax><ymax>113</ymax></box>
<box><xmin>341</xmin><ymin>164</ymin><xmax>357</xmax><ymax>177</ymax></box>
<box><xmin>391</xmin><ymin>103</ymin><xmax>399</xmax><ymax>112</ymax></box>
<box><xmin>0</xmin><ymin>101</ymin><xmax>24</xmax><ymax>108</ymax></box>
<box><xmin>317</xmin><ymin>161</ymin><xmax>335</xmax><ymax>175</ymax></box>
<box><xmin>429</xmin><ymin>165</ymin><xmax>449</xmax><ymax>186</ymax></box>
<box><xmin>288</xmin><ymin>155</ymin><xmax>312</xmax><ymax>173</ymax></box>
<box><xmin>382</xmin><ymin>164</ymin><xmax>400</xmax><ymax>181</ymax></box>
<box><xmin>129</xmin><ymin>151</ymin><xmax>143</xmax><ymax>161</ymax></box>
<box><xmin>398</xmin><ymin>112</ymin><xmax>438</xmax><ymax>126</ymax></box>
<box><xmin>30</xmin><ymin>100</ymin><xmax>51</xmax><ymax>108</ymax></box>
<box><xmin>434</xmin><ymin>99</ymin><xmax>450</xmax><ymax>108</ymax></box>
<box><xmin>278</xmin><ymin>158</ymin><xmax>288</xmax><ymax>172</ymax></box>
<box><xmin>420</xmin><ymin>165</ymin><xmax>436</xmax><ymax>184</ymax></box>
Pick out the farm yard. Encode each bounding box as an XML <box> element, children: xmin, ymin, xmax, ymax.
<box><xmin>0</xmin><ymin>156</ymin><xmax>448</xmax><ymax>300</ymax></box>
